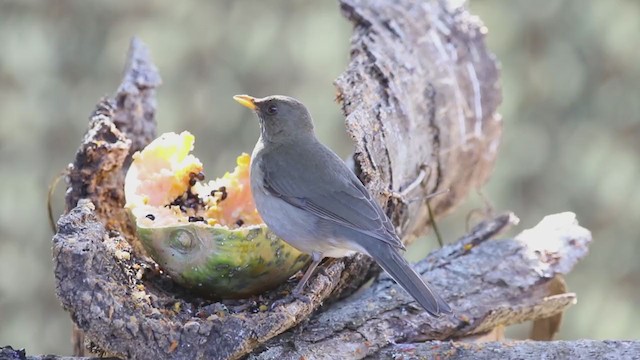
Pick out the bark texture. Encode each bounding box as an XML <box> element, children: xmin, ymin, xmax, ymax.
<box><xmin>43</xmin><ymin>1</ymin><xmax>608</xmax><ymax>360</ymax></box>
<box><xmin>247</xmin><ymin>212</ymin><xmax>592</xmax><ymax>359</ymax></box>
<box><xmin>371</xmin><ymin>340</ymin><xmax>640</xmax><ymax>360</ymax></box>
<box><xmin>64</xmin><ymin>36</ymin><xmax>160</xmax><ymax>242</ymax></box>
<box><xmin>336</xmin><ymin>0</ymin><xmax>502</xmax><ymax>240</ymax></box>
<box><xmin>6</xmin><ymin>340</ymin><xmax>640</xmax><ymax>360</ymax></box>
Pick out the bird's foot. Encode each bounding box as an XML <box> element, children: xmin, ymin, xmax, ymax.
<box><xmin>270</xmin><ymin>292</ymin><xmax>311</xmax><ymax>310</ymax></box>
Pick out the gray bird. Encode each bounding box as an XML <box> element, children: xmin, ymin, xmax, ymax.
<box><xmin>233</xmin><ymin>94</ymin><xmax>452</xmax><ymax>317</ymax></box>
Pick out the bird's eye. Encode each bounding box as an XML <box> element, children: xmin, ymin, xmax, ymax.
<box><xmin>266</xmin><ymin>104</ymin><xmax>278</xmax><ymax>115</ymax></box>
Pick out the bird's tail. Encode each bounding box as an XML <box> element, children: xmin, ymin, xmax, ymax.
<box><xmin>366</xmin><ymin>243</ymin><xmax>452</xmax><ymax>317</ymax></box>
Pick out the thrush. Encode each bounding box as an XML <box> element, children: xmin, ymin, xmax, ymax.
<box><xmin>233</xmin><ymin>94</ymin><xmax>452</xmax><ymax>317</ymax></box>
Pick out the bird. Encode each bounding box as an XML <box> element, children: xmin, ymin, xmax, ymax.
<box><xmin>233</xmin><ymin>94</ymin><xmax>452</xmax><ymax>317</ymax></box>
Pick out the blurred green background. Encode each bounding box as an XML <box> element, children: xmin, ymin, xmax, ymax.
<box><xmin>0</xmin><ymin>0</ymin><xmax>638</xmax><ymax>355</ymax></box>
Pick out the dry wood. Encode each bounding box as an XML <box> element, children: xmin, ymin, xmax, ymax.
<box><xmin>247</xmin><ymin>212</ymin><xmax>592</xmax><ymax>359</ymax></box>
<box><xmin>336</xmin><ymin>0</ymin><xmax>501</xmax><ymax>242</ymax></box>
<box><xmin>371</xmin><ymin>340</ymin><xmax>640</xmax><ymax>360</ymax></box>
<box><xmin>41</xmin><ymin>1</ymin><xmax>621</xmax><ymax>359</ymax></box>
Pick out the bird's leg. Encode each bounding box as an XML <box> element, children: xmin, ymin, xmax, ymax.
<box><xmin>292</xmin><ymin>252</ymin><xmax>323</xmax><ymax>296</ymax></box>
<box><xmin>271</xmin><ymin>253</ymin><xmax>323</xmax><ymax>309</ymax></box>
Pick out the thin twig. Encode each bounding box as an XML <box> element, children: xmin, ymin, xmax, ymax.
<box><xmin>48</xmin><ymin>170</ymin><xmax>66</xmax><ymax>234</ymax></box>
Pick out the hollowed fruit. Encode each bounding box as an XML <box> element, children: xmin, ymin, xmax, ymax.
<box><xmin>124</xmin><ymin>131</ymin><xmax>309</xmax><ymax>298</ymax></box>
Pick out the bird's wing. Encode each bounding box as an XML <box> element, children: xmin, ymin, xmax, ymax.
<box><xmin>259</xmin><ymin>145</ymin><xmax>404</xmax><ymax>250</ymax></box>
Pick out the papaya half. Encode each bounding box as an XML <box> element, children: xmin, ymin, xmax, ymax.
<box><xmin>124</xmin><ymin>131</ymin><xmax>309</xmax><ymax>298</ymax></box>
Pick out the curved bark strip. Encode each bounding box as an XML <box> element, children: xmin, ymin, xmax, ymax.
<box><xmin>64</xmin><ymin>101</ymin><xmax>133</xmax><ymax>237</ymax></box>
<box><xmin>248</xmin><ymin>213</ymin><xmax>592</xmax><ymax>359</ymax></box>
<box><xmin>112</xmin><ymin>37</ymin><xmax>162</xmax><ymax>157</ymax></box>
<box><xmin>336</xmin><ymin>0</ymin><xmax>502</xmax><ymax>241</ymax></box>
<box><xmin>65</xmin><ymin>37</ymin><xmax>160</xmax><ymax>241</ymax></box>
<box><xmin>55</xmin><ymin>38</ymin><xmax>346</xmax><ymax>359</ymax></box>
<box><xmin>53</xmin><ymin>200</ymin><xmax>359</xmax><ymax>360</ymax></box>
<box><xmin>52</xmin><ymin>1</ymin><xmax>505</xmax><ymax>359</ymax></box>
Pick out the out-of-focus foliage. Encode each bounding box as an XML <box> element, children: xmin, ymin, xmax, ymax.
<box><xmin>471</xmin><ymin>0</ymin><xmax>640</xmax><ymax>341</ymax></box>
<box><xmin>0</xmin><ymin>0</ymin><xmax>637</xmax><ymax>355</ymax></box>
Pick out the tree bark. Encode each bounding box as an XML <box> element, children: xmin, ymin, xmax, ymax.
<box><xmin>246</xmin><ymin>212</ymin><xmax>592</xmax><ymax>359</ymax></box>
<box><xmin>6</xmin><ymin>340</ymin><xmax>640</xmax><ymax>360</ymax></box>
<box><xmin>40</xmin><ymin>1</ymin><xmax>623</xmax><ymax>360</ymax></box>
<box><xmin>367</xmin><ymin>340</ymin><xmax>640</xmax><ymax>360</ymax></box>
<box><xmin>336</xmin><ymin>0</ymin><xmax>502</xmax><ymax>242</ymax></box>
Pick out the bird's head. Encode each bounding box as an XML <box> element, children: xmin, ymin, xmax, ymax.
<box><xmin>233</xmin><ymin>94</ymin><xmax>315</xmax><ymax>143</ymax></box>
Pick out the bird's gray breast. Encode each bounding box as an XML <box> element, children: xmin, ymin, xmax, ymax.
<box><xmin>250</xmin><ymin>142</ymin><xmax>317</xmax><ymax>253</ymax></box>
<box><xmin>251</xmin><ymin>177</ymin><xmax>318</xmax><ymax>253</ymax></box>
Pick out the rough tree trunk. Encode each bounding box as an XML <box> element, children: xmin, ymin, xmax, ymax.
<box><xmin>8</xmin><ymin>0</ymin><xmax>625</xmax><ymax>359</ymax></box>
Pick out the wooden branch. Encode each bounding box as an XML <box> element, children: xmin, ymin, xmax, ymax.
<box><xmin>371</xmin><ymin>340</ymin><xmax>640</xmax><ymax>359</ymax></box>
<box><xmin>7</xmin><ymin>340</ymin><xmax>640</xmax><ymax>360</ymax></box>
<box><xmin>49</xmin><ymin>1</ymin><xmax>556</xmax><ymax>359</ymax></box>
<box><xmin>19</xmin><ymin>1</ymin><xmax>631</xmax><ymax>359</ymax></box>
<box><xmin>247</xmin><ymin>212</ymin><xmax>592</xmax><ymax>359</ymax></box>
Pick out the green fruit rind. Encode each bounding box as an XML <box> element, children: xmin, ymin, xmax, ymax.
<box><xmin>136</xmin><ymin>221</ymin><xmax>310</xmax><ymax>298</ymax></box>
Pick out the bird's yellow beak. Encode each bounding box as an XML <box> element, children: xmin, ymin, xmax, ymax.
<box><xmin>233</xmin><ymin>95</ymin><xmax>257</xmax><ymax>110</ymax></box>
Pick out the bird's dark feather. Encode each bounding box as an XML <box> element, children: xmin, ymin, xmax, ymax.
<box><xmin>260</xmin><ymin>142</ymin><xmax>405</xmax><ymax>250</ymax></box>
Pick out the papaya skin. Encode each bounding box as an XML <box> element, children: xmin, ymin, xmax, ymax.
<box><xmin>136</xmin><ymin>223</ymin><xmax>309</xmax><ymax>298</ymax></box>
